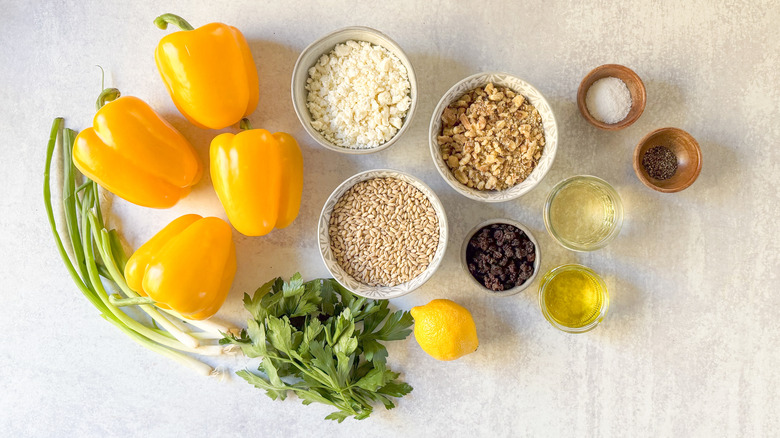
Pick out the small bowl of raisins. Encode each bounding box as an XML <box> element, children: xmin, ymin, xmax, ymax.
<box><xmin>461</xmin><ymin>218</ymin><xmax>541</xmax><ymax>296</ymax></box>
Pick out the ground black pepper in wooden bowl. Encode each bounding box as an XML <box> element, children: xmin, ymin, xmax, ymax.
<box><xmin>642</xmin><ymin>145</ymin><xmax>678</xmax><ymax>180</ymax></box>
<box><xmin>466</xmin><ymin>223</ymin><xmax>536</xmax><ymax>292</ymax></box>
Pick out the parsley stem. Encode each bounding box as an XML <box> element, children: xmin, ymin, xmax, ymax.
<box><xmin>261</xmin><ymin>351</ymin><xmax>359</xmax><ymax>415</ymax></box>
<box><xmin>335</xmin><ymin>389</ymin><xmax>359</xmax><ymax>416</ymax></box>
<box><xmin>349</xmin><ymin>389</ymin><xmax>373</xmax><ymax>409</ymax></box>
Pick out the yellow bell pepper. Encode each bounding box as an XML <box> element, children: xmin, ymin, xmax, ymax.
<box><xmin>154</xmin><ymin>13</ymin><xmax>259</xmax><ymax>130</ymax></box>
<box><xmin>124</xmin><ymin>214</ymin><xmax>236</xmax><ymax>320</ymax></box>
<box><xmin>72</xmin><ymin>90</ymin><xmax>202</xmax><ymax>209</ymax></box>
<box><xmin>210</xmin><ymin>120</ymin><xmax>303</xmax><ymax>236</ymax></box>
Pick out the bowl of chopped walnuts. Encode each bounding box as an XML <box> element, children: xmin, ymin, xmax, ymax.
<box><xmin>317</xmin><ymin>169</ymin><xmax>449</xmax><ymax>299</ymax></box>
<box><xmin>429</xmin><ymin>72</ymin><xmax>558</xmax><ymax>202</ymax></box>
<box><xmin>292</xmin><ymin>27</ymin><xmax>418</xmax><ymax>154</ymax></box>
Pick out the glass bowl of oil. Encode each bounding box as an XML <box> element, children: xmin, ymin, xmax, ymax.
<box><xmin>543</xmin><ymin>175</ymin><xmax>623</xmax><ymax>251</ymax></box>
<box><xmin>538</xmin><ymin>264</ymin><xmax>609</xmax><ymax>333</ymax></box>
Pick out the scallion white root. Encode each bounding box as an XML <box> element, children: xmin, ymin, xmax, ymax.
<box><xmin>161</xmin><ymin>309</ymin><xmax>238</xmax><ymax>335</ymax></box>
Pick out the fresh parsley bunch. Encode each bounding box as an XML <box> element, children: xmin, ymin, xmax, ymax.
<box><xmin>222</xmin><ymin>274</ymin><xmax>414</xmax><ymax>422</ymax></box>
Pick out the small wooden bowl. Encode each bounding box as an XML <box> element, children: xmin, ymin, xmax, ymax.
<box><xmin>633</xmin><ymin>127</ymin><xmax>702</xmax><ymax>193</ymax></box>
<box><xmin>577</xmin><ymin>64</ymin><xmax>646</xmax><ymax>130</ymax></box>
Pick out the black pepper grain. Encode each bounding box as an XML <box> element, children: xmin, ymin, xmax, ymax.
<box><xmin>642</xmin><ymin>146</ymin><xmax>678</xmax><ymax>180</ymax></box>
<box><xmin>466</xmin><ymin>223</ymin><xmax>536</xmax><ymax>292</ymax></box>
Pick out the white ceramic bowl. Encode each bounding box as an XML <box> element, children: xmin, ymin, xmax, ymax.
<box><xmin>318</xmin><ymin>169</ymin><xmax>448</xmax><ymax>299</ymax></box>
<box><xmin>461</xmin><ymin>218</ymin><xmax>541</xmax><ymax>297</ymax></box>
<box><xmin>291</xmin><ymin>26</ymin><xmax>418</xmax><ymax>154</ymax></box>
<box><xmin>429</xmin><ymin>72</ymin><xmax>558</xmax><ymax>202</ymax></box>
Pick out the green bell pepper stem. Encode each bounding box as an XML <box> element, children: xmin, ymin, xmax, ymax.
<box><xmin>154</xmin><ymin>13</ymin><xmax>194</xmax><ymax>31</ymax></box>
<box><xmin>240</xmin><ymin>118</ymin><xmax>253</xmax><ymax>130</ymax></box>
<box><xmin>96</xmin><ymin>88</ymin><xmax>120</xmax><ymax>111</ymax></box>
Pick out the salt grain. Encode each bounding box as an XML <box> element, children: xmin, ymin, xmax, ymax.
<box><xmin>585</xmin><ymin>77</ymin><xmax>632</xmax><ymax>124</ymax></box>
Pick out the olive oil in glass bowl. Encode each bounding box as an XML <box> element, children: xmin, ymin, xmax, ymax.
<box><xmin>543</xmin><ymin>175</ymin><xmax>623</xmax><ymax>251</ymax></box>
<box><xmin>538</xmin><ymin>264</ymin><xmax>609</xmax><ymax>333</ymax></box>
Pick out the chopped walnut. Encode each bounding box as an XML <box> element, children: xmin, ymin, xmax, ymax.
<box><xmin>437</xmin><ymin>83</ymin><xmax>546</xmax><ymax>191</ymax></box>
<box><xmin>441</xmin><ymin>107</ymin><xmax>457</xmax><ymax>126</ymax></box>
<box><xmin>458</xmin><ymin>113</ymin><xmax>472</xmax><ymax>131</ymax></box>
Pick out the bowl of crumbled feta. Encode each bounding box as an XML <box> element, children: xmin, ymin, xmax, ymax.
<box><xmin>292</xmin><ymin>27</ymin><xmax>417</xmax><ymax>153</ymax></box>
<box><xmin>429</xmin><ymin>72</ymin><xmax>558</xmax><ymax>202</ymax></box>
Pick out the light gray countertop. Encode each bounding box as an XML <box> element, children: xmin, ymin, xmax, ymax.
<box><xmin>2</xmin><ymin>1</ymin><xmax>779</xmax><ymax>436</ymax></box>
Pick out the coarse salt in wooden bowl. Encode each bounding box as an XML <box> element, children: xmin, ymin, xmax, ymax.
<box><xmin>633</xmin><ymin>127</ymin><xmax>702</xmax><ymax>193</ymax></box>
<box><xmin>577</xmin><ymin>64</ymin><xmax>646</xmax><ymax>130</ymax></box>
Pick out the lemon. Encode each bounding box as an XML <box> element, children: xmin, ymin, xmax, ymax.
<box><xmin>410</xmin><ymin>299</ymin><xmax>478</xmax><ymax>361</ymax></box>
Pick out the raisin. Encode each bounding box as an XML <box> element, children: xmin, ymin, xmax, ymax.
<box><xmin>465</xmin><ymin>223</ymin><xmax>536</xmax><ymax>292</ymax></box>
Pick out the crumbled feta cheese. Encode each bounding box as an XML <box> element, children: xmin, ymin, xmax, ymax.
<box><xmin>305</xmin><ymin>40</ymin><xmax>412</xmax><ymax>149</ymax></box>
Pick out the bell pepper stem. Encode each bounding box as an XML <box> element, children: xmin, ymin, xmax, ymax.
<box><xmin>97</xmin><ymin>65</ymin><xmax>106</xmax><ymax>90</ymax></box>
<box><xmin>240</xmin><ymin>118</ymin><xmax>253</xmax><ymax>130</ymax></box>
<box><xmin>96</xmin><ymin>88</ymin><xmax>121</xmax><ymax>111</ymax></box>
<box><xmin>154</xmin><ymin>13</ymin><xmax>194</xmax><ymax>31</ymax></box>
<box><xmin>109</xmin><ymin>294</ymin><xmax>156</xmax><ymax>307</ymax></box>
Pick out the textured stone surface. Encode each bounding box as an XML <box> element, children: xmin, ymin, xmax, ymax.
<box><xmin>1</xmin><ymin>1</ymin><xmax>779</xmax><ymax>436</ymax></box>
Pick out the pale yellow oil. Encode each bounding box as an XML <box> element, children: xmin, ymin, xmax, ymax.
<box><xmin>543</xmin><ymin>269</ymin><xmax>603</xmax><ymax>328</ymax></box>
<box><xmin>549</xmin><ymin>180</ymin><xmax>617</xmax><ymax>247</ymax></box>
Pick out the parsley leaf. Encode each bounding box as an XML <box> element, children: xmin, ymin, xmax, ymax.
<box><xmin>223</xmin><ymin>275</ymin><xmax>414</xmax><ymax>422</ymax></box>
<box><xmin>282</xmin><ymin>273</ymin><xmax>304</xmax><ymax>297</ymax></box>
<box><xmin>365</xmin><ymin>310</ymin><xmax>414</xmax><ymax>341</ymax></box>
<box><xmin>361</xmin><ymin>338</ymin><xmax>388</xmax><ymax>365</ymax></box>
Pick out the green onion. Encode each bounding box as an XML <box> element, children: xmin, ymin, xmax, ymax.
<box><xmin>44</xmin><ymin>118</ymin><xmax>236</xmax><ymax>375</ymax></box>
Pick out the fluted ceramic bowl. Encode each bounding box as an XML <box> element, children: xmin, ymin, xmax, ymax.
<box><xmin>291</xmin><ymin>26</ymin><xmax>418</xmax><ymax>154</ymax></box>
<box><xmin>429</xmin><ymin>72</ymin><xmax>558</xmax><ymax>202</ymax></box>
<box><xmin>317</xmin><ymin>169</ymin><xmax>448</xmax><ymax>299</ymax></box>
